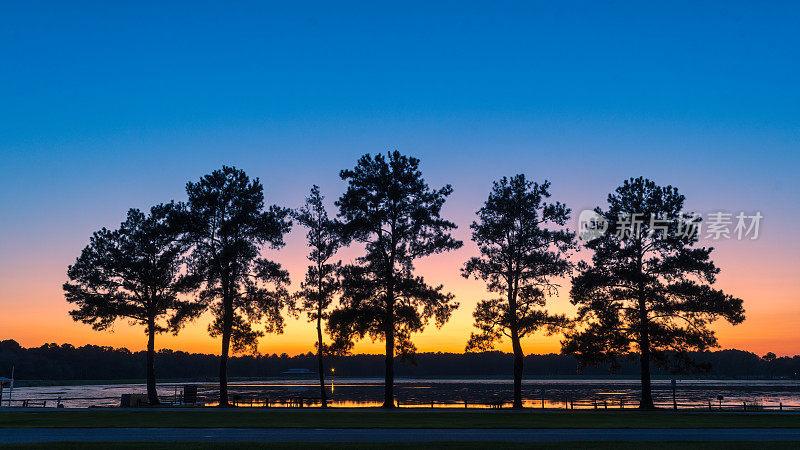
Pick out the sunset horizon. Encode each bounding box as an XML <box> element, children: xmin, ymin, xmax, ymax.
<box><xmin>2</xmin><ymin>160</ymin><xmax>796</xmax><ymax>357</ymax></box>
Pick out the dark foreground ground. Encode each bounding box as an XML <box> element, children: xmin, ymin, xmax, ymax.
<box><xmin>1</xmin><ymin>408</ymin><xmax>799</xmax><ymax>428</ymax></box>
<box><xmin>2</xmin><ymin>427</ymin><xmax>800</xmax><ymax>444</ymax></box>
<box><xmin>0</xmin><ymin>409</ymin><xmax>798</xmax><ymax>448</ymax></box>
<box><xmin>2</xmin><ymin>443</ymin><xmax>800</xmax><ymax>450</ymax></box>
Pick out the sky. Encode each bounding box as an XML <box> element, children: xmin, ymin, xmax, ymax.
<box><xmin>1</xmin><ymin>1</ymin><xmax>798</xmax><ymax>357</ymax></box>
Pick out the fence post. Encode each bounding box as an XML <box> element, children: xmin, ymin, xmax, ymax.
<box><xmin>708</xmin><ymin>400</ymin><xmax>711</xmax><ymax>411</ymax></box>
<box><xmin>780</xmin><ymin>402</ymin><xmax>783</xmax><ymax>411</ymax></box>
<box><xmin>671</xmin><ymin>379</ymin><xmax>677</xmax><ymax>411</ymax></box>
<box><xmin>594</xmin><ymin>399</ymin><xmax>597</xmax><ymax>409</ymax></box>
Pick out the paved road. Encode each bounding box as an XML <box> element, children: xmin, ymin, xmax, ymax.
<box><xmin>2</xmin><ymin>428</ymin><xmax>800</xmax><ymax>443</ymax></box>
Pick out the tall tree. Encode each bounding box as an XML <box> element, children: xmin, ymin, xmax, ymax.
<box><xmin>462</xmin><ymin>175</ymin><xmax>574</xmax><ymax>409</ymax></box>
<box><xmin>293</xmin><ymin>185</ymin><xmax>342</xmax><ymax>408</ymax></box>
<box><xmin>328</xmin><ymin>151</ymin><xmax>462</xmax><ymax>408</ymax></box>
<box><xmin>185</xmin><ymin>166</ymin><xmax>292</xmax><ymax>407</ymax></box>
<box><xmin>64</xmin><ymin>204</ymin><xmax>201</xmax><ymax>404</ymax></box>
<box><xmin>562</xmin><ymin>177</ymin><xmax>745</xmax><ymax>408</ymax></box>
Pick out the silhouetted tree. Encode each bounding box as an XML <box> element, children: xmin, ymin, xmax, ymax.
<box><xmin>329</xmin><ymin>151</ymin><xmax>462</xmax><ymax>408</ymax></box>
<box><xmin>292</xmin><ymin>185</ymin><xmax>342</xmax><ymax>407</ymax></box>
<box><xmin>463</xmin><ymin>175</ymin><xmax>574</xmax><ymax>408</ymax></box>
<box><xmin>185</xmin><ymin>166</ymin><xmax>292</xmax><ymax>406</ymax></box>
<box><xmin>64</xmin><ymin>204</ymin><xmax>201</xmax><ymax>404</ymax></box>
<box><xmin>562</xmin><ymin>177</ymin><xmax>745</xmax><ymax>408</ymax></box>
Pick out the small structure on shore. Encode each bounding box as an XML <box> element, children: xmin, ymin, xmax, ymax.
<box><xmin>0</xmin><ymin>377</ymin><xmax>13</xmax><ymax>407</ymax></box>
<box><xmin>281</xmin><ymin>368</ymin><xmax>314</xmax><ymax>376</ymax></box>
<box><xmin>182</xmin><ymin>385</ymin><xmax>198</xmax><ymax>405</ymax></box>
<box><xmin>120</xmin><ymin>393</ymin><xmax>149</xmax><ymax>408</ymax></box>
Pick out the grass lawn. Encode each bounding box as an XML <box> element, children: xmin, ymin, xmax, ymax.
<box><xmin>1</xmin><ymin>442</ymin><xmax>799</xmax><ymax>450</ymax></box>
<box><xmin>0</xmin><ymin>409</ymin><xmax>798</xmax><ymax>429</ymax></box>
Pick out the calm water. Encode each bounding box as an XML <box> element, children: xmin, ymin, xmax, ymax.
<box><xmin>5</xmin><ymin>378</ymin><xmax>800</xmax><ymax>409</ymax></box>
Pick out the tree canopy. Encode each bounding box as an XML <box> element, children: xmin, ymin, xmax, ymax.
<box><xmin>292</xmin><ymin>185</ymin><xmax>342</xmax><ymax>407</ymax></box>
<box><xmin>561</xmin><ymin>177</ymin><xmax>746</xmax><ymax>408</ymax></box>
<box><xmin>64</xmin><ymin>203</ymin><xmax>200</xmax><ymax>403</ymax></box>
<box><xmin>328</xmin><ymin>151</ymin><xmax>462</xmax><ymax>407</ymax></box>
<box><xmin>463</xmin><ymin>175</ymin><xmax>574</xmax><ymax>408</ymax></box>
<box><xmin>184</xmin><ymin>166</ymin><xmax>292</xmax><ymax>406</ymax></box>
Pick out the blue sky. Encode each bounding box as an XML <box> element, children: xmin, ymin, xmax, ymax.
<box><xmin>3</xmin><ymin>1</ymin><xmax>798</xmax><ymax>210</ymax></box>
<box><xmin>1</xmin><ymin>1</ymin><xmax>798</xmax><ymax>353</ymax></box>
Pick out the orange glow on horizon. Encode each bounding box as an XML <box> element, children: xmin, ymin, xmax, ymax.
<box><xmin>2</xmin><ymin>230</ymin><xmax>798</xmax><ymax>359</ymax></box>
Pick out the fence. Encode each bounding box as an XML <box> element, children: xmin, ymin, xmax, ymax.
<box><xmin>392</xmin><ymin>398</ymin><xmax>800</xmax><ymax>411</ymax></box>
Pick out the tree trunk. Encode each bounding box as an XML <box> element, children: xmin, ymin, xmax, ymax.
<box><xmin>638</xmin><ymin>279</ymin><xmax>654</xmax><ymax>409</ymax></box>
<box><xmin>145</xmin><ymin>320</ymin><xmax>159</xmax><ymax>405</ymax></box>
<box><xmin>317</xmin><ymin>314</ymin><xmax>327</xmax><ymax>408</ymax></box>
<box><xmin>636</xmin><ymin>240</ymin><xmax>654</xmax><ymax>409</ymax></box>
<box><xmin>383</xmin><ymin>319</ymin><xmax>395</xmax><ymax>408</ymax></box>
<box><xmin>511</xmin><ymin>331</ymin><xmax>524</xmax><ymax>409</ymax></box>
<box><xmin>382</xmin><ymin>282</ymin><xmax>395</xmax><ymax>408</ymax></box>
<box><xmin>219</xmin><ymin>329</ymin><xmax>230</xmax><ymax>407</ymax></box>
<box><xmin>639</xmin><ymin>334</ymin><xmax>654</xmax><ymax>409</ymax></box>
<box><xmin>509</xmin><ymin>275</ymin><xmax>523</xmax><ymax>409</ymax></box>
<box><xmin>219</xmin><ymin>297</ymin><xmax>233</xmax><ymax>407</ymax></box>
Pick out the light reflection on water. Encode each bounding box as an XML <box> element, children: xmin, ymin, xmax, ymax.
<box><xmin>6</xmin><ymin>378</ymin><xmax>800</xmax><ymax>409</ymax></box>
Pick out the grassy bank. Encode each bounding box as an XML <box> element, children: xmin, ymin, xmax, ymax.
<box><xmin>1</xmin><ymin>443</ymin><xmax>799</xmax><ymax>450</ymax></box>
<box><xmin>1</xmin><ymin>409</ymin><xmax>799</xmax><ymax>429</ymax></box>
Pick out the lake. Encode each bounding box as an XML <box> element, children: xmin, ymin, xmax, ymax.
<box><xmin>5</xmin><ymin>378</ymin><xmax>800</xmax><ymax>409</ymax></box>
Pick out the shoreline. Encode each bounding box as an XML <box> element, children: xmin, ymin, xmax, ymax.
<box><xmin>14</xmin><ymin>377</ymin><xmax>800</xmax><ymax>388</ymax></box>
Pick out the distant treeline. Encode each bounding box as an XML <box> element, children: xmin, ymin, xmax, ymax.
<box><xmin>1</xmin><ymin>340</ymin><xmax>796</xmax><ymax>381</ymax></box>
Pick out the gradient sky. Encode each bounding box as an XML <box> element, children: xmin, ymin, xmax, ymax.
<box><xmin>1</xmin><ymin>1</ymin><xmax>798</xmax><ymax>357</ymax></box>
